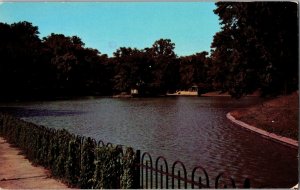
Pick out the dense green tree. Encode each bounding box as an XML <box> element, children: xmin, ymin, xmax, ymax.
<box><xmin>112</xmin><ymin>47</ymin><xmax>154</xmax><ymax>95</ymax></box>
<box><xmin>111</xmin><ymin>39</ymin><xmax>180</xmax><ymax>96</ymax></box>
<box><xmin>82</xmin><ymin>51</ymin><xmax>114</xmax><ymax>95</ymax></box>
<box><xmin>179</xmin><ymin>51</ymin><xmax>211</xmax><ymax>93</ymax></box>
<box><xmin>211</xmin><ymin>2</ymin><xmax>298</xmax><ymax>98</ymax></box>
<box><xmin>0</xmin><ymin>22</ymin><xmax>16</xmax><ymax>99</ymax></box>
<box><xmin>42</xmin><ymin>34</ymin><xmax>81</xmax><ymax>94</ymax></box>
<box><xmin>0</xmin><ymin>21</ymin><xmax>44</xmax><ymax>99</ymax></box>
<box><xmin>1</xmin><ymin>6</ymin><xmax>298</xmax><ymax>101</ymax></box>
<box><xmin>148</xmin><ymin>39</ymin><xmax>179</xmax><ymax>94</ymax></box>
<box><xmin>43</xmin><ymin>33</ymin><xmax>113</xmax><ymax>96</ymax></box>
<box><xmin>112</xmin><ymin>47</ymin><xmax>138</xmax><ymax>93</ymax></box>
<box><xmin>0</xmin><ymin>22</ymin><xmax>113</xmax><ymax>100</ymax></box>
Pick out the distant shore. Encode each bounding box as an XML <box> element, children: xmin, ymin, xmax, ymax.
<box><xmin>201</xmin><ymin>90</ymin><xmax>261</xmax><ymax>97</ymax></box>
<box><xmin>165</xmin><ymin>90</ymin><xmax>261</xmax><ymax>97</ymax></box>
<box><xmin>166</xmin><ymin>91</ymin><xmax>198</xmax><ymax>96</ymax></box>
<box><xmin>112</xmin><ymin>90</ymin><xmax>261</xmax><ymax>98</ymax></box>
<box><xmin>200</xmin><ymin>91</ymin><xmax>230</xmax><ymax>97</ymax></box>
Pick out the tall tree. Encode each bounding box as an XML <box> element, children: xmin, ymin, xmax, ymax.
<box><xmin>0</xmin><ymin>21</ymin><xmax>115</xmax><ymax>100</ymax></box>
<box><xmin>43</xmin><ymin>33</ymin><xmax>113</xmax><ymax>96</ymax></box>
<box><xmin>0</xmin><ymin>21</ymin><xmax>44</xmax><ymax>99</ymax></box>
<box><xmin>179</xmin><ymin>52</ymin><xmax>210</xmax><ymax>92</ymax></box>
<box><xmin>211</xmin><ymin>2</ymin><xmax>298</xmax><ymax>98</ymax></box>
<box><xmin>112</xmin><ymin>47</ymin><xmax>137</xmax><ymax>93</ymax></box>
<box><xmin>111</xmin><ymin>39</ymin><xmax>179</xmax><ymax>96</ymax></box>
<box><xmin>149</xmin><ymin>39</ymin><xmax>179</xmax><ymax>94</ymax></box>
<box><xmin>112</xmin><ymin>47</ymin><xmax>153</xmax><ymax>95</ymax></box>
<box><xmin>43</xmin><ymin>34</ymin><xmax>80</xmax><ymax>94</ymax></box>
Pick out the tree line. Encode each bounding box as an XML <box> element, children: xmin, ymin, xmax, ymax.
<box><xmin>0</xmin><ymin>22</ymin><xmax>211</xmax><ymax>99</ymax></box>
<box><xmin>0</xmin><ymin>2</ymin><xmax>297</xmax><ymax>100</ymax></box>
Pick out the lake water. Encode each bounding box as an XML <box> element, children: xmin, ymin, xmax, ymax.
<box><xmin>0</xmin><ymin>96</ymin><xmax>298</xmax><ymax>188</ymax></box>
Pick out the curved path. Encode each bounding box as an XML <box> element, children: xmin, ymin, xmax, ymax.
<box><xmin>0</xmin><ymin>137</ymin><xmax>69</xmax><ymax>189</ymax></box>
<box><xmin>226</xmin><ymin>112</ymin><xmax>298</xmax><ymax>148</ymax></box>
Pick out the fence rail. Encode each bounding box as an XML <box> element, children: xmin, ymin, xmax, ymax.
<box><xmin>136</xmin><ymin>151</ymin><xmax>251</xmax><ymax>189</ymax></box>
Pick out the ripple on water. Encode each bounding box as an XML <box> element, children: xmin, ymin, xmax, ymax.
<box><xmin>0</xmin><ymin>96</ymin><xmax>297</xmax><ymax>188</ymax></box>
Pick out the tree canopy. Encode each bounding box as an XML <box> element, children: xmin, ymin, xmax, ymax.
<box><xmin>211</xmin><ymin>2</ymin><xmax>298</xmax><ymax>98</ymax></box>
<box><xmin>0</xmin><ymin>3</ymin><xmax>298</xmax><ymax>100</ymax></box>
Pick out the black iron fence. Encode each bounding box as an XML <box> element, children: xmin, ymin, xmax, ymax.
<box><xmin>135</xmin><ymin>151</ymin><xmax>251</xmax><ymax>189</ymax></box>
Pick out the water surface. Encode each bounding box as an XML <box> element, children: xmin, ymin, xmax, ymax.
<box><xmin>0</xmin><ymin>96</ymin><xmax>297</xmax><ymax>188</ymax></box>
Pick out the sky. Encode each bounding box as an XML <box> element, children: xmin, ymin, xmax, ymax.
<box><xmin>0</xmin><ymin>2</ymin><xmax>221</xmax><ymax>57</ymax></box>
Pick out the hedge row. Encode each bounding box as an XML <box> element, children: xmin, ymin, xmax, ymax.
<box><xmin>0</xmin><ymin>114</ymin><xmax>139</xmax><ymax>189</ymax></box>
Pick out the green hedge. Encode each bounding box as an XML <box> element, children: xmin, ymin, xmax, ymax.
<box><xmin>0</xmin><ymin>114</ymin><xmax>139</xmax><ymax>189</ymax></box>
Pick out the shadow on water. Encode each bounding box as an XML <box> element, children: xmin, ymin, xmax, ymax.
<box><xmin>0</xmin><ymin>107</ymin><xmax>86</xmax><ymax>118</ymax></box>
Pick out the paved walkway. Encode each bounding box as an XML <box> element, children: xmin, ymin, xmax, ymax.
<box><xmin>0</xmin><ymin>137</ymin><xmax>69</xmax><ymax>189</ymax></box>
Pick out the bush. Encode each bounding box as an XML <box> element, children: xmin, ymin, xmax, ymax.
<box><xmin>65</xmin><ymin>136</ymin><xmax>81</xmax><ymax>186</ymax></box>
<box><xmin>93</xmin><ymin>146</ymin><xmax>123</xmax><ymax>188</ymax></box>
<box><xmin>79</xmin><ymin>137</ymin><xmax>96</xmax><ymax>188</ymax></box>
<box><xmin>0</xmin><ymin>113</ymin><xmax>138</xmax><ymax>188</ymax></box>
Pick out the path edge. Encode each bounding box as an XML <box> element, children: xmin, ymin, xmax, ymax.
<box><xmin>226</xmin><ymin>112</ymin><xmax>298</xmax><ymax>148</ymax></box>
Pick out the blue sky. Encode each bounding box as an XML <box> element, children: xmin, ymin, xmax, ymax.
<box><xmin>0</xmin><ymin>2</ymin><xmax>220</xmax><ymax>57</ymax></box>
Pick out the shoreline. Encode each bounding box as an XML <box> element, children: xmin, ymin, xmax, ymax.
<box><xmin>226</xmin><ymin>112</ymin><xmax>298</xmax><ymax>148</ymax></box>
<box><xmin>113</xmin><ymin>91</ymin><xmax>260</xmax><ymax>98</ymax></box>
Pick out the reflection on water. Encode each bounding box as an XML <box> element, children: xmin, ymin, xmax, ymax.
<box><xmin>0</xmin><ymin>96</ymin><xmax>298</xmax><ymax>188</ymax></box>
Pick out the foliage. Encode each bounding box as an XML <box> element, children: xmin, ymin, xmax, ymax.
<box><xmin>0</xmin><ymin>114</ymin><xmax>138</xmax><ymax>188</ymax></box>
<box><xmin>0</xmin><ymin>21</ymin><xmax>43</xmax><ymax>100</ymax></box>
<box><xmin>112</xmin><ymin>39</ymin><xmax>181</xmax><ymax>96</ymax></box>
<box><xmin>112</xmin><ymin>47</ymin><xmax>147</xmax><ymax>93</ymax></box>
<box><xmin>43</xmin><ymin>33</ymin><xmax>113</xmax><ymax>96</ymax></box>
<box><xmin>149</xmin><ymin>39</ymin><xmax>179</xmax><ymax>94</ymax></box>
<box><xmin>178</xmin><ymin>52</ymin><xmax>212</xmax><ymax>93</ymax></box>
<box><xmin>211</xmin><ymin>2</ymin><xmax>298</xmax><ymax>98</ymax></box>
<box><xmin>121</xmin><ymin>147</ymin><xmax>137</xmax><ymax>189</ymax></box>
<box><xmin>79</xmin><ymin>137</ymin><xmax>96</xmax><ymax>188</ymax></box>
<box><xmin>0</xmin><ymin>23</ymin><xmax>113</xmax><ymax>100</ymax></box>
<box><xmin>0</xmin><ymin>21</ymin><xmax>204</xmax><ymax>99</ymax></box>
<box><xmin>65</xmin><ymin>136</ymin><xmax>81</xmax><ymax>186</ymax></box>
<box><xmin>93</xmin><ymin>146</ymin><xmax>122</xmax><ymax>188</ymax></box>
<box><xmin>0</xmin><ymin>6</ymin><xmax>298</xmax><ymax>100</ymax></box>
